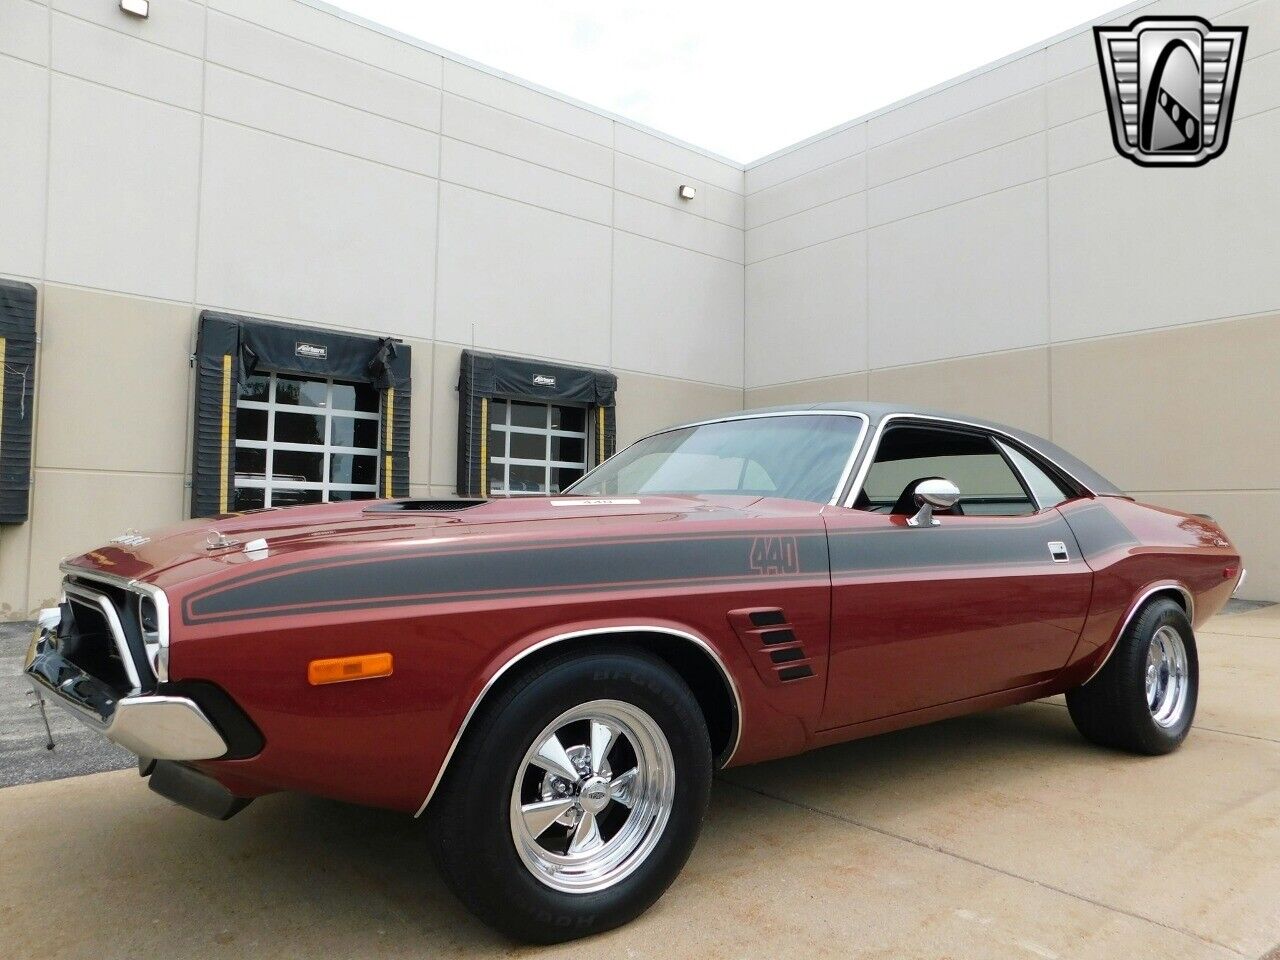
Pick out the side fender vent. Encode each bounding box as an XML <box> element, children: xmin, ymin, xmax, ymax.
<box><xmin>727</xmin><ymin>607</ymin><xmax>816</xmax><ymax>685</ymax></box>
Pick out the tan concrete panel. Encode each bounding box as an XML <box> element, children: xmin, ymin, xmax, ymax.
<box><xmin>429</xmin><ymin>342</ymin><xmax>462</xmax><ymax>489</ymax></box>
<box><xmin>25</xmin><ymin>469</ymin><xmax>184</xmax><ymax>609</ymax></box>
<box><xmin>612</xmin><ymin>371</ymin><xmax>743</xmax><ymax>449</ymax></box>
<box><xmin>1050</xmin><ymin>315</ymin><xmax>1280</xmax><ymax>493</ymax></box>
<box><xmin>744</xmin><ymin>372</ymin><xmax>869</xmax><ymax>409</ymax></box>
<box><xmin>36</xmin><ymin>286</ymin><xmax>194</xmax><ymax>475</ymax></box>
<box><xmin>1130</xmin><ymin>490</ymin><xmax>1280</xmax><ymax>603</ymax></box>
<box><xmin>869</xmin><ymin>347</ymin><xmax>1051</xmax><ymax>436</ymax></box>
<box><xmin>0</xmin><ymin>522</ymin><xmax>33</xmax><ymax>620</ymax></box>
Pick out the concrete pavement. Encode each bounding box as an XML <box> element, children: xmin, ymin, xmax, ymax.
<box><xmin>1</xmin><ymin>607</ymin><xmax>1278</xmax><ymax>959</ymax></box>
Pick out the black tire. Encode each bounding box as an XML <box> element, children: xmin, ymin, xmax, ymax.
<box><xmin>1066</xmin><ymin>597</ymin><xmax>1198</xmax><ymax>755</ymax></box>
<box><xmin>427</xmin><ymin>645</ymin><xmax>712</xmax><ymax>943</ymax></box>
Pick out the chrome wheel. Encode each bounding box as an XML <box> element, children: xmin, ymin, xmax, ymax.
<box><xmin>1146</xmin><ymin>624</ymin><xmax>1190</xmax><ymax>728</ymax></box>
<box><xmin>509</xmin><ymin>699</ymin><xmax>675</xmax><ymax>894</ymax></box>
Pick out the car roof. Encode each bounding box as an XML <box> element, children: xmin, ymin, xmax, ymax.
<box><xmin>661</xmin><ymin>401</ymin><xmax>1124</xmax><ymax>497</ymax></box>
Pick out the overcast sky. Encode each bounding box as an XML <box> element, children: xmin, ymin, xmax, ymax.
<box><xmin>330</xmin><ymin>1</ymin><xmax>1124</xmax><ymax>162</ymax></box>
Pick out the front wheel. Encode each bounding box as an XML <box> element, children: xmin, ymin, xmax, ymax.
<box><xmin>1066</xmin><ymin>597</ymin><xmax>1198</xmax><ymax>754</ymax></box>
<box><xmin>428</xmin><ymin>647</ymin><xmax>712</xmax><ymax>943</ymax></box>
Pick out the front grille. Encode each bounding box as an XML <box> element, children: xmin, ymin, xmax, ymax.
<box><xmin>60</xmin><ymin>577</ymin><xmax>154</xmax><ymax>696</ymax></box>
<box><xmin>63</xmin><ymin>596</ymin><xmax>132</xmax><ymax>696</ymax></box>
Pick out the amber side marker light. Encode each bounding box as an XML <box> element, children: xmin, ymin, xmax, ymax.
<box><xmin>308</xmin><ymin>653</ymin><xmax>393</xmax><ymax>685</ymax></box>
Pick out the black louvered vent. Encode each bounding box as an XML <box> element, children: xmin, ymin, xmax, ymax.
<box><xmin>727</xmin><ymin>607</ymin><xmax>815</xmax><ymax>684</ymax></box>
<box><xmin>778</xmin><ymin>666</ymin><xmax>814</xmax><ymax>681</ymax></box>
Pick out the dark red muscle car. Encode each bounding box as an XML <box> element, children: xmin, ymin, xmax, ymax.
<box><xmin>26</xmin><ymin>403</ymin><xmax>1243</xmax><ymax>942</ymax></box>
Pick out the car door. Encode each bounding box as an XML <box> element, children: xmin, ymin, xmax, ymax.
<box><xmin>818</xmin><ymin>419</ymin><xmax>1094</xmax><ymax>730</ymax></box>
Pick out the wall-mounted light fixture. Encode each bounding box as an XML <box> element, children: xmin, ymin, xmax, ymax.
<box><xmin>678</xmin><ymin>184</ymin><xmax>696</xmax><ymax>201</ymax></box>
<box><xmin>120</xmin><ymin>0</ymin><xmax>149</xmax><ymax>19</ymax></box>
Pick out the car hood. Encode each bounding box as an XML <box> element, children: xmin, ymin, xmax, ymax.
<box><xmin>62</xmin><ymin>494</ymin><xmax>813</xmax><ymax>591</ymax></box>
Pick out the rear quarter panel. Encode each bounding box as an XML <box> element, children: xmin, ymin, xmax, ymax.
<box><xmin>1058</xmin><ymin>496</ymin><xmax>1240</xmax><ymax>685</ymax></box>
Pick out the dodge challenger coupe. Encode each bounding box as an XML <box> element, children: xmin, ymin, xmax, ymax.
<box><xmin>26</xmin><ymin>402</ymin><xmax>1243</xmax><ymax>942</ymax></box>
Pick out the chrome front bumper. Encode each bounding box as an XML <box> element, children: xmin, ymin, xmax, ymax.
<box><xmin>24</xmin><ymin>610</ymin><xmax>228</xmax><ymax>762</ymax></box>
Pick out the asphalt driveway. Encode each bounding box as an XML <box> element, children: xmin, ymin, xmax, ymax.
<box><xmin>2</xmin><ymin>606</ymin><xmax>1277</xmax><ymax>959</ymax></box>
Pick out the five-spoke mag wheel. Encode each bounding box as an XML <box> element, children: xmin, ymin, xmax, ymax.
<box><xmin>510</xmin><ymin>700</ymin><xmax>675</xmax><ymax>893</ymax></box>
<box><xmin>428</xmin><ymin>647</ymin><xmax>712</xmax><ymax>944</ymax></box>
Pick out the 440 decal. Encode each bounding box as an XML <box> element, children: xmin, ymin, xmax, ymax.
<box><xmin>748</xmin><ymin>536</ymin><xmax>800</xmax><ymax>575</ymax></box>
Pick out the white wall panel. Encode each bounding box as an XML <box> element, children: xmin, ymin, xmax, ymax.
<box><xmin>702</xmin><ymin>183</ymin><xmax>746</xmax><ymax>229</ymax></box>
<box><xmin>441</xmin><ymin>137</ymin><xmax>611</xmax><ymax>225</ymax></box>
<box><xmin>869</xmin><ymin>88</ymin><xmax>1045</xmax><ymax>187</ymax></box>
<box><xmin>206</xmin><ymin>11</ymin><xmax>441</xmax><ymax>131</ymax></box>
<box><xmin>614</xmin><ymin>154</ymin><xmax>743</xmax><ymax>227</ymax></box>
<box><xmin>1050</xmin><ymin>108</ymin><xmax>1280</xmax><ymax>343</ymax></box>
<box><xmin>205</xmin><ymin>66</ymin><xmax>439</xmax><ymax>176</ymax></box>
<box><xmin>614</xmin><ymin>124</ymin><xmax>742</xmax><ymax>193</ymax></box>
<box><xmin>443</xmin><ymin>60</ymin><xmax>612</xmax><ymax>146</ymax></box>
<box><xmin>197</xmin><ymin>120</ymin><xmax>437</xmax><ymax>337</ymax></box>
<box><xmin>745</xmin><ymin>234</ymin><xmax>867</xmax><ymax>388</ymax></box>
<box><xmin>868</xmin><ymin>181</ymin><xmax>1048</xmax><ymax>367</ymax></box>
<box><xmin>747</xmin><ymin>154</ymin><xmax>866</xmax><ymax>229</ymax></box>
<box><xmin>435</xmin><ymin>183</ymin><xmax>611</xmax><ymax>366</ymax></box>
<box><xmin>615</xmin><ymin>153</ymin><xmax>706</xmax><ymax>218</ymax></box>
<box><xmin>52</xmin><ymin>0</ymin><xmax>205</xmax><ymax>57</ymax></box>
<box><xmin>867</xmin><ymin>53</ymin><xmax>1046</xmax><ymax>148</ymax></box>
<box><xmin>51</xmin><ymin>13</ymin><xmax>203</xmax><ymax>112</ymax></box>
<box><xmin>614</xmin><ymin>192</ymin><xmax>742</xmax><ymax>263</ymax></box>
<box><xmin>1</xmin><ymin>0</ymin><xmax>49</xmax><ymax>65</ymax></box>
<box><xmin>45</xmin><ymin>76</ymin><xmax>200</xmax><ymax>301</ymax></box>
<box><xmin>746</xmin><ymin>193</ymin><xmax>866</xmax><ymax>263</ymax></box>
<box><xmin>443</xmin><ymin>93</ymin><xmax>612</xmax><ymax>186</ymax></box>
<box><xmin>0</xmin><ymin>55</ymin><xmax>48</xmax><ymax>279</ymax></box>
<box><xmin>209</xmin><ymin>0</ymin><xmax>442</xmax><ymax>85</ymax></box>
<box><xmin>611</xmin><ymin>232</ymin><xmax>743</xmax><ymax>386</ymax></box>
<box><xmin>868</xmin><ymin>133</ymin><xmax>1044</xmax><ymax>226</ymax></box>
<box><xmin>746</xmin><ymin>123</ymin><xmax>865</xmax><ymax>195</ymax></box>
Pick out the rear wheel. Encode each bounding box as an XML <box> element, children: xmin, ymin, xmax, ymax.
<box><xmin>428</xmin><ymin>647</ymin><xmax>712</xmax><ymax>943</ymax></box>
<box><xmin>1066</xmin><ymin>597</ymin><xmax>1197</xmax><ymax>754</ymax></box>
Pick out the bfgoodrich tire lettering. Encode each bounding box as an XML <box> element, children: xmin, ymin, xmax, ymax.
<box><xmin>427</xmin><ymin>646</ymin><xmax>712</xmax><ymax>943</ymax></box>
<box><xmin>1066</xmin><ymin>597</ymin><xmax>1198</xmax><ymax>755</ymax></box>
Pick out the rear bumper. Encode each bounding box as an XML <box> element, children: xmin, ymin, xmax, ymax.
<box><xmin>24</xmin><ymin>611</ymin><xmax>228</xmax><ymax>762</ymax></box>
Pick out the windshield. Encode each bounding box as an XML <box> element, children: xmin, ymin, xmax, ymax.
<box><xmin>566</xmin><ymin>414</ymin><xmax>864</xmax><ymax>504</ymax></box>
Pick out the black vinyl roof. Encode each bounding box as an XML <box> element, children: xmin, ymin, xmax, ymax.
<box><xmin>663</xmin><ymin>401</ymin><xmax>1124</xmax><ymax>497</ymax></box>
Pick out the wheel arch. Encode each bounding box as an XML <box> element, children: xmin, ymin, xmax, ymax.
<box><xmin>1082</xmin><ymin>580</ymin><xmax>1194</xmax><ymax>686</ymax></box>
<box><xmin>415</xmin><ymin>624</ymin><xmax>742</xmax><ymax>817</ymax></box>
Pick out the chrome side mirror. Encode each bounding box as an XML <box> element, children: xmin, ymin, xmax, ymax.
<box><xmin>908</xmin><ymin>478</ymin><xmax>961</xmax><ymax>527</ymax></box>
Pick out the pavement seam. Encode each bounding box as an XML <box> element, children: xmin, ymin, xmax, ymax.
<box><xmin>717</xmin><ymin>777</ymin><xmax>1249</xmax><ymax>959</ymax></box>
<box><xmin>1029</xmin><ymin>699</ymin><xmax>1280</xmax><ymax>746</ymax></box>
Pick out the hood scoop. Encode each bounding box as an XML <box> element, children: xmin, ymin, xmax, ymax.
<box><xmin>365</xmin><ymin>499</ymin><xmax>486</xmax><ymax>513</ymax></box>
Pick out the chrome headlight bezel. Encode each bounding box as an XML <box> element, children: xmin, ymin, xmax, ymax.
<box><xmin>133</xmin><ymin>585</ymin><xmax>170</xmax><ymax>683</ymax></box>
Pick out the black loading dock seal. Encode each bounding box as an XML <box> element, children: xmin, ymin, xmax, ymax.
<box><xmin>190</xmin><ymin>312</ymin><xmax>412</xmax><ymax>517</ymax></box>
<box><xmin>456</xmin><ymin>349</ymin><xmax>617</xmax><ymax>498</ymax></box>
<box><xmin>0</xmin><ymin>280</ymin><xmax>36</xmax><ymax>524</ymax></box>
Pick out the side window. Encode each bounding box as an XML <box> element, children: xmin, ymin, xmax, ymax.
<box><xmin>859</xmin><ymin>425</ymin><xmax>1035</xmax><ymax>517</ymax></box>
<box><xmin>996</xmin><ymin>440</ymin><xmax>1071</xmax><ymax>510</ymax></box>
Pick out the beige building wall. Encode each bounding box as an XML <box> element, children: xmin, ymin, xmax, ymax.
<box><xmin>744</xmin><ymin>0</ymin><xmax>1280</xmax><ymax>600</ymax></box>
<box><xmin>0</xmin><ymin>0</ymin><xmax>746</xmax><ymax>615</ymax></box>
<box><xmin>2</xmin><ymin>0</ymin><xmax>1277</xmax><ymax>612</ymax></box>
